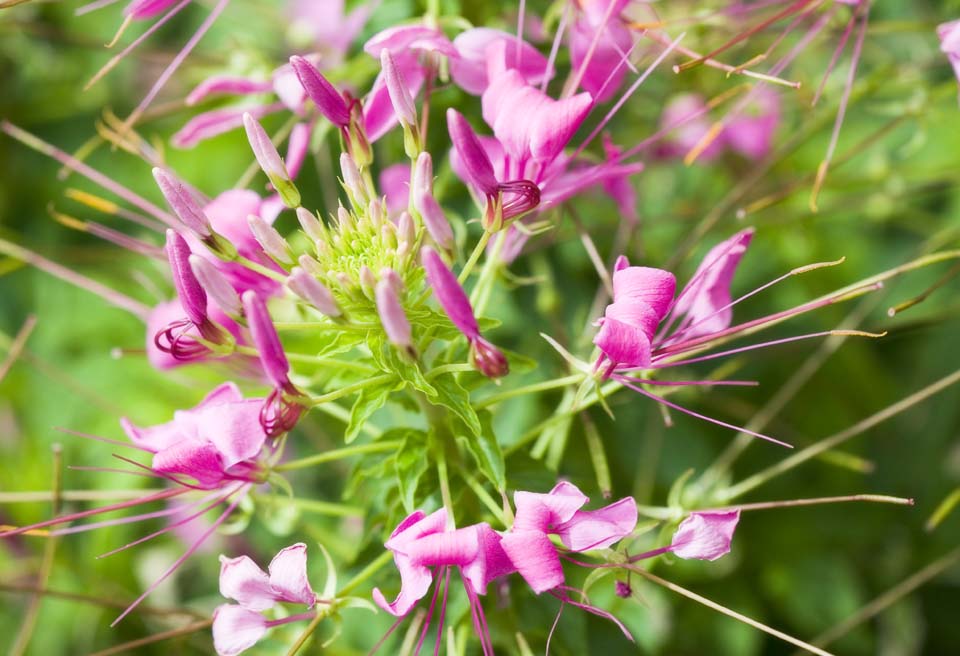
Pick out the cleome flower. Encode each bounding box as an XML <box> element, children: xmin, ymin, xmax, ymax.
<box><xmin>213</xmin><ymin>543</ymin><xmax>320</xmax><ymax>656</ymax></box>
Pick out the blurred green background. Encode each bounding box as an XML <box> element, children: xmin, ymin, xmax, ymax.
<box><xmin>2</xmin><ymin>0</ymin><xmax>960</xmax><ymax>654</ymax></box>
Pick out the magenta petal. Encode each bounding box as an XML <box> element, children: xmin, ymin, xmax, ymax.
<box><xmin>152</xmin><ymin>438</ymin><xmax>227</xmax><ymax>487</ymax></box>
<box><xmin>670</xmin><ymin>510</ymin><xmax>741</xmax><ymax>561</ymax></box>
<box><xmin>407</xmin><ymin>526</ymin><xmax>480</xmax><ymax>568</ymax></box>
<box><xmin>462</xmin><ymin>524</ymin><xmax>516</xmax><ymax>595</ymax></box>
<box><xmin>612</xmin><ymin>265</ymin><xmax>677</xmax><ymax>311</ymax></box>
<box><xmin>267</xmin><ymin>543</ymin><xmax>316</xmax><ymax>607</ymax></box>
<box><xmin>212</xmin><ymin>604</ymin><xmax>268</xmax><ymax>656</ymax></box>
<box><xmin>555</xmin><ymin>497</ymin><xmax>637</xmax><ymax>551</ymax></box>
<box><xmin>593</xmin><ymin>315</ymin><xmax>653</xmax><ymax>368</ymax></box>
<box><xmin>447</xmin><ymin>109</ymin><xmax>499</xmax><ymax>195</ymax></box>
<box><xmin>673</xmin><ymin>229</ymin><xmax>754</xmax><ymax>339</ymax></box>
<box><xmin>421</xmin><ymin>246</ymin><xmax>479</xmax><ymax>339</ymax></box>
<box><xmin>219</xmin><ymin>554</ymin><xmax>274</xmax><ymax>610</ymax></box>
<box><xmin>172</xmin><ymin>105</ymin><xmax>279</xmax><ymax>149</ymax></box>
<box><xmin>364</xmin><ymin>24</ymin><xmax>457</xmax><ymax>57</ymax></box>
<box><xmin>193</xmin><ymin>398</ymin><xmax>267</xmax><ymax>469</ymax></box>
<box><xmin>499</xmin><ymin>530</ymin><xmax>564</xmax><ymax>594</ymax></box>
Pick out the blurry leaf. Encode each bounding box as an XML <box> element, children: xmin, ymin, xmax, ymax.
<box><xmin>432</xmin><ymin>373</ymin><xmax>482</xmax><ymax>437</ymax></box>
<box><xmin>455</xmin><ymin>409</ymin><xmax>505</xmax><ymax>490</ymax></box>
<box><xmin>394</xmin><ymin>429</ymin><xmax>429</xmax><ymax>513</ymax></box>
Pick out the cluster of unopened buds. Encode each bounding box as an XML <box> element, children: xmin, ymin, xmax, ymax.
<box><xmin>3</xmin><ymin>0</ymin><xmax>959</xmax><ymax>653</ymax></box>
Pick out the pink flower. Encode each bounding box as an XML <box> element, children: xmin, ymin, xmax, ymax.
<box><xmin>121</xmin><ymin>382</ymin><xmax>268</xmax><ymax>489</ymax></box>
<box><xmin>213</xmin><ymin>543</ymin><xmax>318</xmax><ymax>655</ymax></box>
<box><xmin>500</xmin><ymin>481</ymin><xmax>637</xmax><ymax>594</ymax></box>
<box><xmin>449</xmin><ymin>28</ymin><xmax>551</xmax><ymax>95</ymax></box>
<box><xmin>287</xmin><ymin>0</ymin><xmax>374</xmax><ymax>67</ymax></box>
<box><xmin>421</xmin><ymin>246</ymin><xmax>508</xmax><ymax>378</ymax></box>
<box><xmin>569</xmin><ymin>0</ymin><xmax>634</xmax><ymax>102</ymax></box>
<box><xmin>669</xmin><ymin>510</ymin><xmax>740</xmax><ymax>561</ymax></box>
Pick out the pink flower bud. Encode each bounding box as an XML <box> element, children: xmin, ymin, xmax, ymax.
<box><xmin>289</xmin><ymin>55</ymin><xmax>350</xmax><ymax>127</ymax></box>
<box><xmin>297</xmin><ymin>254</ymin><xmax>324</xmax><ymax>278</ymax></box>
<box><xmin>380</xmin><ymin>49</ymin><xmax>417</xmax><ymax>127</ymax></box>
<box><xmin>447</xmin><ymin>109</ymin><xmax>498</xmax><ymax>196</ymax></box>
<box><xmin>295</xmin><ymin>207</ymin><xmax>325</xmax><ymax>242</ymax></box>
<box><xmin>242</xmin><ymin>113</ymin><xmax>300</xmax><ymax>208</ymax></box>
<box><xmin>189</xmin><ymin>254</ymin><xmax>241</xmax><ymax>316</ymax></box>
<box><xmin>241</xmin><ymin>291</ymin><xmax>290</xmax><ymax>388</ymax></box>
<box><xmin>166</xmin><ymin>230</ymin><xmax>207</xmax><ymax>325</ymax></box>
<box><xmin>339</xmin><ymin>152</ymin><xmax>365</xmax><ymax>200</ymax></box>
<box><xmin>247</xmin><ymin>214</ymin><xmax>292</xmax><ymax>264</ymax></box>
<box><xmin>669</xmin><ymin>510</ymin><xmax>740</xmax><ymax>561</ymax></box>
<box><xmin>153</xmin><ymin>168</ymin><xmax>212</xmax><ymax>237</ymax></box>
<box><xmin>288</xmin><ymin>267</ymin><xmax>340</xmax><ymax>317</ymax></box>
<box><xmin>375</xmin><ymin>277</ymin><xmax>412</xmax><ymax>350</ymax></box>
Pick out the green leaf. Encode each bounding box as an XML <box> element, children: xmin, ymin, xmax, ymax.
<box><xmin>369</xmin><ymin>335</ymin><xmax>437</xmax><ymax>397</ymax></box>
<box><xmin>394</xmin><ymin>429</ymin><xmax>429</xmax><ymax>514</ymax></box>
<box><xmin>345</xmin><ymin>376</ymin><xmax>400</xmax><ymax>443</ymax></box>
<box><xmin>456</xmin><ymin>409</ymin><xmax>506</xmax><ymax>491</ymax></box>
<box><xmin>432</xmin><ymin>373</ymin><xmax>482</xmax><ymax>437</ymax></box>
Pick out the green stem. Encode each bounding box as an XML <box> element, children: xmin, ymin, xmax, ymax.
<box><xmin>306</xmin><ymin>374</ymin><xmax>395</xmax><ymax>407</ymax></box>
<box><xmin>459</xmin><ymin>231</ymin><xmax>492</xmax><ymax>284</ymax></box>
<box><xmin>425</xmin><ymin>363</ymin><xmax>475</xmax><ymax>379</ymax></box>
<box><xmin>274</xmin><ymin>441</ymin><xmax>402</xmax><ymax>472</ymax></box>
<box><xmin>338</xmin><ymin>550</ymin><xmax>394</xmax><ymax>596</ymax></box>
<box><xmin>476</xmin><ymin>374</ymin><xmax>585</xmax><ymax>408</ymax></box>
<box><xmin>722</xmin><ymin>367</ymin><xmax>960</xmax><ymax>501</ymax></box>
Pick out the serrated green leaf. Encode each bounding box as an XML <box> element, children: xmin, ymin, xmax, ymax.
<box><xmin>432</xmin><ymin>373</ymin><xmax>482</xmax><ymax>437</ymax></box>
<box><xmin>345</xmin><ymin>376</ymin><xmax>400</xmax><ymax>443</ymax></box>
<box><xmin>369</xmin><ymin>335</ymin><xmax>437</xmax><ymax>397</ymax></box>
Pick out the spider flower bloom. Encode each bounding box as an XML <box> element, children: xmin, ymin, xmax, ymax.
<box><xmin>500</xmin><ymin>482</ymin><xmax>637</xmax><ymax>594</ymax></box>
<box><xmin>372</xmin><ymin>509</ymin><xmax>513</xmax><ymax>655</ymax></box>
<box><xmin>421</xmin><ymin>246</ymin><xmax>508</xmax><ymax>378</ymax></box>
<box><xmin>569</xmin><ymin>0</ymin><xmax>634</xmax><ymax>102</ymax></box>
<box><xmin>241</xmin><ymin>291</ymin><xmax>305</xmax><ymax>437</ymax></box>
<box><xmin>1</xmin><ymin>382</ymin><xmax>272</xmax><ymax>624</ymax></box>
<box><xmin>213</xmin><ymin>543</ymin><xmax>319</xmax><ymax>656</ymax></box>
<box><xmin>593</xmin><ymin>228</ymin><xmax>881</xmax><ymax>445</ymax></box>
<box><xmin>155</xmin><ymin>230</ymin><xmax>233</xmax><ymax>360</ymax></box>
<box><xmin>447</xmin><ymin>109</ymin><xmax>540</xmax><ymax>231</ymax></box>
<box><xmin>938</xmin><ymin>20</ymin><xmax>960</xmax><ymax>101</ymax></box>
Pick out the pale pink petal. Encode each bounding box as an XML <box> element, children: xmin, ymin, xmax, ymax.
<box><xmin>512</xmin><ymin>482</ymin><xmax>588</xmax><ymax>533</ymax></box>
<box><xmin>364</xmin><ymin>24</ymin><xmax>457</xmax><ymax>57</ymax></box>
<box><xmin>173</xmin><ymin>105</ymin><xmax>279</xmax><ymax>149</ymax></box>
<box><xmin>450</xmin><ymin>28</ymin><xmax>552</xmax><ymax>95</ymax></box>
<box><xmin>555</xmin><ymin>496</ymin><xmax>637</xmax><ymax>551</ymax></box>
<box><xmin>670</xmin><ymin>510</ymin><xmax>740</xmax><ymax>561</ymax></box>
<box><xmin>380</xmin><ymin>163</ymin><xmax>410</xmax><ymax>217</ymax></box>
<box><xmin>267</xmin><ymin>543</ymin><xmax>316</xmax><ymax>607</ymax></box>
<box><xmin>212</xmin><ymin>604</ymin><xmax>267</xmax><ymax>656</ymax></box>
<box><xmin>569</xmin><ymin>17</ymin><xmax>632</xmax><ymax>102</ymax></box>
<box><xmin>725</xmin><ymin>88</ymin><xmax>780</xmax><ymax>161</ymax></box>
<box><xmin>285</xmin><ymin>122</ymin><xmax>311</xmax><ymax>180</ymax></box>
<box><xmin>218</xmin><ymin>554</ymin><xmax>274</xmax><ymax>610</ymax></box>
<box><xmin>186</xmin><ymin>75</ymin><xmax>272</xmax><ymax>106</ymax></box>
<box><xmin>194</xmin><ymin>398</ymin><xmax>267</xmax><ymax>468</ymax></box>
<box><xmin>673</xmin><ymin>229</ymin><xmax>754</xmax><ymax>339</ymax></box>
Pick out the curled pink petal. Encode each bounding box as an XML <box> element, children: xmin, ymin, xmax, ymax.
<box><xmin>218</xmin><ymin>555</ymin><xmax>274</xmax><ymax>611</ymax></box>
<box><xmin>268</xmin><ymin>543</ymin><xmax>316</xmax><ymax>607</ymax></box>
<box><xmin>499</xmin><ymin>530</ymin><xmax>565</xmax><ymax>594</ymax></box>
<box><xmin>555</xmin><ymin>497</ymin><xmax>637</xmax><ymax>551</ymax></box>
<box><xmin>670</xmin><ymin>510</ymin><xmax>740</xmax><ymax>561</ymax></box>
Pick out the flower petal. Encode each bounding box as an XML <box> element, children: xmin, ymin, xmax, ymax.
<box><xmin>212</xmin><ymin>604</ymin><xmax>268</xmax><ymax>656</ymax></box>
<box><xmin>268</xmin><ymin>542</ymin><xmax>316</xmax><ymax>607</ymax></box>
<box><xmin>218</xmin><ymin>555</ymin><xmax>274</xmax><ymax>610</ymax></box>
<box><xmin>512</xmin><ymin>482</ymin><xmax>588</xmax><ymax>533</ymax></box>
<box><xmin>499</xmin><ymin>530</ymin><xmax>564</xmax><ymax>594</ymax></box>
<box><xmin>555</xmin><ymin>496</ymin><xmax>638</xmax><ymax>551</ymax></box>
<box><xmin>670</xmin><ymin>510</ymin><xmax>740</xmax><ymax>561</ymax></box>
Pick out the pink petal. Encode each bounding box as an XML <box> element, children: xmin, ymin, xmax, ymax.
<box><xmin>364</xmin><ymin>24</ymin><xmax>457</xmax><ymax>57</ymax></box>
<box><xmin>152</xmin><ymin>438</ymin><xmax>227</xmax><ymax>488</ymax></box>
<box><xmin>379</xmin><ymin>163</ymin><xmax>410</xmax><ymax>217</ymax></box>
<box><xmin>285</xmin><ymin>122</ymin><xmax>311</xmax><ymax>180</ymax></box>
<box><xmin>673</xmin><ymin>229</ymin><xmax>754</xmax><ymax>339</ymax></box>
<box><xmin>218</xmin><ymin>555</ymin><xmax>274</xmax><ymax>610</ymax></box>
<box><xmin>364</xmin><ymin>54</ymin><xmax>425</xmax><ymax>142</ymax></box>
<box><xmin>593</xmin><ymin>315</ymin><xmax>654</xmax><ymax>368</ymax></box>
<box><xmin>421</xmin><ymin>246</ymin><xmax>480</xmax><ymax>340</ymax></box>
<box><xmin>194</xmin><ymin>397</ymin><xmax>267</xmax><ymax>469</ymax></box>
<box><xmin>555</xmin><ymin>496</ymin><xmax>637</xmax><ymax>551</ymax></box>
<box><xmin>725</xmin><ymin>88</ymin><xmax>780</xmax><ymax>161</ymax></box>
<box><xmin>268</xmin><ymin>543</ymin><xmax>316</xmax><ymax>607</ymax></box>
<box><xmin>462</xmin><ymin>524</ymin><xmax>516</xmax><ymax>595</ymax></box>
<box><xmin>172</xmin><ymin>105</ymin><xmax>279</xmax><ymax>149</ymax></box>
<box><xmin>499</xmin><ymin>530</ymin><xmax>564</xmax><ymax>594</ymax></box>
<box><xmin>611</xmin><ymin>265</ymin><xmax>676</xmax><ymax>313</ymax></box>
<box><xmin>407</xmin><ymin>526</ymin><xmax>480</xmax><ymax>568</ymax></box>
<box><xmin>212</xmin><ymin>604</ymin><xmax>268</xmax><ymax>656</ymax></box>
<box><xmin>512</xmin><ymin>482</ymin><xmax>588</xmax><ymax>533</ymax></box>
<box><xmin>670</xmin><ymin>510</ymin><xmax>740</xmax><ymax>561</ymax></box>
<box><xmin>569</xmin><ymin>17</ymin><xmax>632</xmax><ymax>102</ymax></box>
<box><xmin>185</xmin><ymin>75</ymin><xmax>272</xmax><ymax>106</ymax></box>
<box><xmin>450</xmin><ymin>28</ymin><xmax>552</xmax><ymax>95</ymax></box>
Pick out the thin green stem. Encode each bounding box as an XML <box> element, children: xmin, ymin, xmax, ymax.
<box><xmin>306</xmin><ymin>374</ymin><xmax>395</xmax><ymax>407</ymax></box>
<box><xmin>476</xmin><ymin>374</ymin><xmax>585</xmax><ymax>408</ymax></box>
<box><xmin>722</xmin><ymin>367</ymin><xmax>960</xmax><ymax>501</ymax></box>
<box><xmin>461</xmin><ymin>471</ymin><xmax>506</xmax><ymax>525</ymax></box>
<box><xmin>425</xmin><ymin>363</ymin><xmax>475</xmax><ymax>379</ymax></box>
<box><xmin>338</xmin><ymin>550</ymin><xmax>394</xmax><ymax>596</ymax></box>
<box><xmin>235</xmin><ymin>254</ymin><xmax>288</xmax><ymax>283</ymax></box>
<box><xmin>458</xmin><ymin>231</ymin><xmax>491</xmax><ymax>284</ymax></box>
<box><xmin>256</xmin><ymin>495</ymin><xmax>364</xmax><ymax>517</ymax></box>
<box><xmin>274</xmin><ymin>441</ymin><xmax>402</xmax><ymax>472</ymax></box>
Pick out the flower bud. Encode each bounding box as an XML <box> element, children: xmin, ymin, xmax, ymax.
<box><xmin>243</xmin><ymin>113</ymin><xmax>301</xmax><ymax>209</ymax></box>
<box><xmin>470</xmin><ymin>337</ymin><xmax>509</xmax><ymax>379</ymax></box>
<box><xmin>396</xmin><ymin>211</ymin><xmax>415</xmax><ymax>250</ymax></box>
<box><xmin>297</xmin><ymin>254</ymin><xmax>324</xmax><ymax>277</ymax></box>
<box><xmin>241</xmin><ymin>291</ymin><xmax>290</xmax><ymax>388</ymax></box>
<box><xmin>447</xmin><ymin>109</ymin><xmax>498</xmax><ymax>195</ymax></box>
<box><xmin>337</xmin><ymin>206</ymin><xmax>355</xmax><ymax>233</ymax></box>
<box><xmin>339</xmin><ymin>152</ymin><xmax>366</xmax><ymax>204</ymax></box>
<box><xmin>375</xmin><ymin>277</ymin><xmax>413</xmax><ymax>352</ymax></box>
<box><xmin>295</xmin><ymin>207</ymin><xmax>325</xmax><ymax>242</ymax></box>
<box><xmin>153</xmin><ymin>168</ymin><xmax>212</xmax><ymax>237</ymax></box>
<box><xmin>189</xmin><ymin>254</ymin><xmax>241</xmax><ymax>316</ymax></box>
<box><xmin>289</xmin><ymin>55</ymin><xmax>350</xmax><ymax>127</ymax></box>
<box><xmin>359</xmin><ymin>265</ymin><xmax>377</xmax><ymax>300</ymax></box>
<box><xmin>166</xmin><ymin>230</ymin><xmax>207</xmax><ymax>325</ymax></box>
<box><xmin>380</xmin><ymin>50</ymin><xmax>417</xmax><ymax>128</ymax></box>
<box><xmin>247</xmin><ymin>214</ymin><xmax>292</xmax><ymax>264</ymax></box>
<box><xmin>288</xmin><ymin>267</ymin><xmax>340</xmax><ymax>317</ymax></box>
